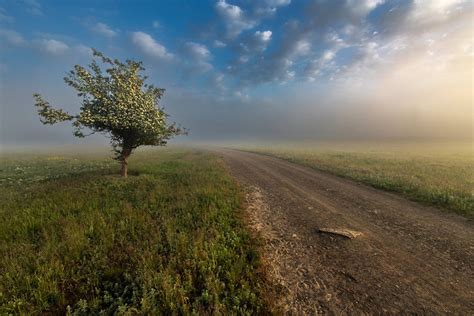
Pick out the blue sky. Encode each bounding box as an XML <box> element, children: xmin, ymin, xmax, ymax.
<box><xmin>0</xmin><ymin>0</ymin><xmax>472</xmax><ymax>145</ymax></box>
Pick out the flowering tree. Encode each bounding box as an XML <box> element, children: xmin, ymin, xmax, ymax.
<box><xmin>34</xmin><ymin>50</ymin><xmax>186</xmax><ymax>177</ymax></box>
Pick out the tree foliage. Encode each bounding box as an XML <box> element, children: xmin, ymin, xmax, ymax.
<box><xmin>34</xmin><ymin>49</ymin><xmax>186</xmax><ymax>176</ymax></box>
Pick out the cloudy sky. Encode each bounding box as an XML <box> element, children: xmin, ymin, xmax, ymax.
<box><xmin>0</xmin><ymin>0</ymin><xmax>472</xmax><ymax>146</ymax></box>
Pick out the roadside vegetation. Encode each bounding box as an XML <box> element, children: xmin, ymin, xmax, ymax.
<box><xmin>0</xmin><ymin>148</ymin><xmax>265</xmax><ymax>314</ymax></box>
<box><xmin>241</xmin><ymin>142</ymin><xmax>473</xmax><ymax>217</ymax></box>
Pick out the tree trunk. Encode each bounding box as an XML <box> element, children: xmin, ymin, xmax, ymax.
<box><xmin>120</xmin><ymin>150</ymin><xmax>131</xmax><ymax>178</ymax></box>
<box><xmin>120</xmin><ymin>157</ymin><xmax>128</xmax><ymax>178</ymax></box>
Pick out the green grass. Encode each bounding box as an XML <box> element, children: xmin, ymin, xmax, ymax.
<box><xmin>240</xmin><ymin>142</ymin><xmax>473</xmax><ymax>217</ymax></box>
<box><xmin>0</xmin><ymin>148</ymin><xmax>265</xmax><ymax>315</ymax></box>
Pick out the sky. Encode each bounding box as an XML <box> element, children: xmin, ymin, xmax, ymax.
<box><xmin>0</xmin><ymin>0</ymin><xmax>472</xmax><ymax>146</ymax></box>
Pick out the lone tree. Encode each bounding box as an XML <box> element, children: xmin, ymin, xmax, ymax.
<box><xmin>34</xmin><ymin>50</ymin><xmax>185</xmax><ymax>177</ymax></box>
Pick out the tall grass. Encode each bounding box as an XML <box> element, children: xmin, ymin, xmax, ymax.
<box><xmin>241</xmin><ymin>142</ymin><xmax>473</xmax><ymax>217</ymax></box>
<box><xmin>0</xmin><ymin>148</ymin><xmax>264</xmax><ymax>314</ymax></box>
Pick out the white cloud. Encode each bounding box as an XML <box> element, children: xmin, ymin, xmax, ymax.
<box><xmin>414</xmin><ymin>0</ymin><xmax>464</xmax><ymax>14</ymax></box>
<box><xmin>374</xmin><ymin>0</ymin><xmax>470</xmax><ymax>37</ymax></box>
<box><xmin>304</xmin><ymin>49</ymin><xmax>338</xmax><ymax>81</ymax></box>
<box><xmin>131</xmin><ymin>31</ymin><xmax>173</xmax><ymax>60</ymax></box>
<box><xmin>215</xmin><ymin>0</ymin><xmax>256</xmax><ymax>37</ymax></box>
<box><xmin>38</xmin><ymin>39</ymin><xmax>69</xmax><ymax>55</ymax></box>
<box><xmin>346</xmin><ymin>0</ymin><xmax>385</xmax><ymax>16</ymax></box>
<box><xmin>250</xmin><ymin>30</ymin><xmax>272</xmax><ymax>52</ymax></box>
<box><xmin>254</xmin><ymin>0</ymin><xmax>291</xmax><ymax>18</ymax></box>
<box><xmin>265</xmin><ymin>0</ymin><xmax>291</xmax><ymax>7</ymax></box>
<box><xmin>230</xmin><ymin>29</ymin><xmax>272</xmax><ymax>67</ymax></box>
<box><xmin>185</xmin><ymin>42</ymin><xmax>213</xmax><ymax>72</ymax></box>
<box><xmin>322</xmin><ymin>50</ymin><xmax>336</xmax><ymax>62</ymax></box>
<box><xmin>216</xmin><ymin>0</ymin><xmax>241</xmax><ymax>19</ymax></box>
<box><xmin>409</xmin><ymin>0</ymin><xmax>466</xmax><ymax>24</ymax></box>
<box><xmin>255</xmin><ymin>30</ymin><xmax>272</xmax><ymax>42</ymax></box>
<box><xmin>93</xmin><ymin>22</ymin><xmax>117</xmax><ymax>38</ymax></box>
<box><xmin>294</xmin><ymin>39</ymin><xmax>310</xmax><ymax>55</ymax></box>
<box><xmin>213</xmin><ymin>40</ymin><xmax>226</xmax><ymax>48</ymax></box>
<box><xmin>0</xmin><ymin>29</ymin><xmax>26</xmax><ymax>46</ymax></box>
<box><xmin>239</xmin><ymin>55</ymin><xmax>249</xmax><ymax>63</ymax></box>
<box><xmin>285</xmin><ymin>70</ymin><xmax>295</xmax><ymax>80</ymax></box>
<box><xmin>186</xmin><ymin>42</ymin><xmax>211</xmax><ymax>60</ymax></box>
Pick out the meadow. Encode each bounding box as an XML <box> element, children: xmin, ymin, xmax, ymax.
<box><xmin>239</xmin><ymin>141</ymin><xmax>473</xmax><ymax>217</ymax></box>
<box><xmin>0</xmin><ymin>148</ymin><xmax>265</xmax><ymax>314</ymax></box>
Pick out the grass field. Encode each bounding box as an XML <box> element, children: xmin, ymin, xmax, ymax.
<box><xmin>239</xmin><ymin>142</ymin><xmax>473</xmax><ymax>217</ymax></box>
<box><xmin>0</xmin><ymin>148</ymin><xmax>265</xmax><ymax>314</ymax></box>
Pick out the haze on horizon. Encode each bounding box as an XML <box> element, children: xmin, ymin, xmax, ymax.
<box><xmin>0</xmin><ymin>0</ymin><xmax>472</xmax><ymax>147</ymax></box>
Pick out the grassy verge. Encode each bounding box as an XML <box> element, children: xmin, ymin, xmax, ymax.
<box><xmin>240</xmin><ymin>142</ymin><xmax>473</xmax><ymax>217</ymax></box>
<box><xmin>0</xmin><ymin>148</ymin><xmax>265</xmax><ymax>314</ymax></box>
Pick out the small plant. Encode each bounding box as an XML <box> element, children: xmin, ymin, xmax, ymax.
<box><xmin>34</xmin><ymin>50</ymin><xmax>186</xmax><ymax>177</ymax></box>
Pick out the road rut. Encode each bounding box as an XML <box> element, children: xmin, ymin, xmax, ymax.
<box><xmin>216</xmin><ymin>149</ymin><xmax>474</xmax><ymax>314</ymax></box>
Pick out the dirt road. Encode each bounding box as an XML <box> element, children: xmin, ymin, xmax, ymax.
<box><xmin>216</xmin><ymin>149</ymin><xmax>474</xmax><ymax>314</ymax></box>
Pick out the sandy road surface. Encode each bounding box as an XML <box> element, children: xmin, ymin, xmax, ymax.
<box><xmin>216</xmin><ymin>149</ymin><xmax>474</xmax><ymax>314</ymax></box>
